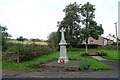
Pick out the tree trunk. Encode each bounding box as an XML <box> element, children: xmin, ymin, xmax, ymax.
<box><xmin>85</xmin><ymin>38</ymin><xmax>88</xmax><ymax>53</ymax></box>
<box><xmin>17</xmin><ymin>52</ymin><xmax>19</xmax><ymax>63</ymax></box>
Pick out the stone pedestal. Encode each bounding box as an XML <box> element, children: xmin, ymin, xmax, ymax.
<box><xmin>58</xmin><ymin>27</ymin><xmax>69</xmax><ymax>63</ymax></box>
<box><xmin>58</xmin><ymin>43</ymin><xmax>69</xmax><ymax>63</ymax></box>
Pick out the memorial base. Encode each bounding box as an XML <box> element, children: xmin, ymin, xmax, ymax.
<box><xmin>58</xmin><ymin>57</ymin><xmax>69</xmax><ymax>63</ymax></box>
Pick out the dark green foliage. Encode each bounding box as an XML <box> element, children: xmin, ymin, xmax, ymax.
<box><xmin>81</xmin><ymin>2</ymin><xmax>103</xmax><ymax>52</ymax></box>
<box><xmin>47</xmin><ymin>31</ymin><xmax>60</xmax><ymax>51</ymax></box>
<box><xmin>57</xmin><ymin>2</ymin><xmax>81</xmax><ymax>45</ymax></box>
<box><xmin>17</xmin><ymin>36</ymin><xmax>28</xmax><ymax>41</ymax></box>
<box><xmin>97</xmin><ymin>50</ymin><xmax>107</xmax><ymax>56</ymax></box>
<box><xmin>111</xmin><ymin>42</ymin><xmax>120</xmax><ymax>45</ymax></box>
<box><xmin>80</xmin><ymin>50</ymin><xmax>107</xmax><ymax>56</ymax></box>
<box><xmin>3</xmin><ymin>43</ymin><xmax>55</xmax><ymax>62</ymax></box>
<box><xmin>3</xmin><ymin>48</ymin><xmax>112</xmax><ymax>71</ymax></box>
<box><xmin>30</xmin><ymin>38</ymin><xmax>44</xmax><ymax>42</ymax></box>
<box><xmin>99</xmin><ymin>45</ymin><xmax>120</xmax><ymax>50</ymax></box>
<box><xmin>72</xmin><ymin>44</ymin><xmax>100</xmax><ymax>48</ymax></box>
<box><xmin>80</xmin><ymin>52</ymin><xmax>89</xmax><ymax>56</ymax></box>
<box><xmin>79</xmin><ymin>60</ymin><xmax>91</xmax><ymax>71</ymax></box>
<box><xmin>48</xmin><ymin>32</ymin><xmax>60</xmax><ymax>45</ymax></box>
<box><xmin>80</xmin><ymin>2</ymin><xmax>104</xmax><ymax>53</ymax></box>
<box><xmin>57</xmin><ymin>2</ymin><xmax>104</xmax><ymax>48</ymax></box>
<box><xmin>0</xmin><ymin>25</ymin><xmax>12</xmax><ymax>51</ymax></box>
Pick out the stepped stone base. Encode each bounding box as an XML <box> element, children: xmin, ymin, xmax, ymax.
<box><xmin>58</xmin><ymin>57</ymin><xmax>69</xmax><ymax>63</ymax></box>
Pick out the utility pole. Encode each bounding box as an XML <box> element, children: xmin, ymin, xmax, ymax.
<box><xmin>114</xmin><ymin>22</ymin><xmax>118</xmax><ymax>51</ymax></box>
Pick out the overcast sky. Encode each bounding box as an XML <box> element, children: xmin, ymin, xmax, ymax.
<box><xmin>0</xmin><ymin>0</ymin><xmax>119</xmax><ymax>40</ymax></box>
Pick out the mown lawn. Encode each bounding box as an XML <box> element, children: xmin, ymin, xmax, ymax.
<box><xmin>67</xmin><ymin>48</ymin><xmax>112</xmax><ymax>70</ymax></box>
<box><xmin>2</xmin><ymin>48</ymin><xmax>113</xmax><ymax>71</ymax></box>
<box><xmin>2</xmin><ymin>52</ymin><xmax>59</xmax><ymax>71</ymax></box>
<box><xmin>89</xmin><ymin>48</ymin><xmax>119</xmax><ymax>61</ymax></box>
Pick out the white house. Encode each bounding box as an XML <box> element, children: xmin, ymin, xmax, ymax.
<box><xmin>106</xmin><ymin>34</ymin><xmax>117</xmax><ymax>42</ymax></box>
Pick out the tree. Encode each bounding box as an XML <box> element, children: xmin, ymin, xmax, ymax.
<box><xmin>57</xmin><ymin>2</ymin><xmax>81</xmax><ymax>45</ymax></box>
<box><xmin>17</xmin><ymin>36</ymin><xmax>27</xmax><ymax>41</ymax></box>
<box><xmin>47</xmin><ymin>32</ymin><xmax>60</xmax><ymax>46</ymax></box>
<box><xmin>0</xmin><ymin>25</ymin><xmax>12</xmax><ymax>51</ymax></box>
<box><xmin>80</xmin><ymin>2</ymin><xmax>104</xmax><ymax>52</ymax></box>
<box><xmin>30</xmin><ymin>38</ymin><xmax>44</xmax><ymax>42</ymax></box>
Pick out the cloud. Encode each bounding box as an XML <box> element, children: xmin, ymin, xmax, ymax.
<box><xmin>0</xmin><ymin>0</ymin><xmax>118</xmax><ymax>39</ymax></box>
<box><xmin>0</xmin><ymin>0</ymin><xmax>64</xmax><ymax>39</ymax></box>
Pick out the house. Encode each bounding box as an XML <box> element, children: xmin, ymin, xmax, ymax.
<box><xmin>82</xmin><ymin>36</ymin><xmax>114</xmax><ymax>45</ymax></box>
<box><xmin>87</xmin><ymin>37</ymin><xmax>113</xmax><ymax>45</ymax></box>
<box><xmin>106</xmin><ymin>34</ymin><xmax>117</xmax><ymax>42</ymax></box>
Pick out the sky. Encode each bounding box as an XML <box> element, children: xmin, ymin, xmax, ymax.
<box><xmin>0</xmin><ymin>0</ymin><xmax>119</xmax><ymax>40</ymax></box>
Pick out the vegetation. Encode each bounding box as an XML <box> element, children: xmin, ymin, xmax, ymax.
<box><xmin>97</xmin><ymin>50</ymin><xmax>107</xmax><ymax>56</ymax></box>
<box><xmin>47</xmin><ymin>32</ymin><xmax>60</xmax><ymax>50</ymax></box>
<box><xmin>2</xmin><ymin>42</ymin><xmax>56</xmax><ymax>62</ymax></box>
<box><xmin>30</xmin><ymin>38</ymin><xmax>45</xmax><ymax>42</ymax></box>
<box><xmin>57</xmin><ymin>2</ymin><xmax>81</xmax><ymax>45</ymax></box>
<box><xmin>3</xmin><ymin>48</ymin><xmax>112</xmax><ymax>71</ymax></box>
<box><xmin>80</xmin><ymin>2</ymin><xmax>104</xmax><ymax>53</ymax></box>
<box><xmin>80</xmin><ymin>50</ymin><xmax>107</xmax><ymax>56</ymax></box>
<box><xmin>79</xmin><ymin>60</ymin><xmax>91</xmax><ymax>71</ymax></box>
<box><xmin>101</xmin><ymin>49</ymin><xmax>119</xmax><ymax>61</ymax></box>
<box><xmin>0</xmin><ymin>25</ymin><xmax>12</xmax><ymax>51</ymax></box>
<box><xmin>67</xmin><ymin>48</ymin><xmax>112</xmax><ymax>70</ymax></box>
<box><xmin>17</xmin><ymin>36</ymin><xmax>27</xmax><ymax>41</ymax></box>
<box><xmin>3</xmin><ymin>52</ymin><xmax>59</xmax><ymax>72</ymax></box>
<box><xmin>89</xmin><ymin>48</ymin><xmax>119</xmax><ymax>61</ymax></box>
<box><xmin>56</xmin><ymin>2</ymin><xmax>103</xmax><ymax>49</ymax></box>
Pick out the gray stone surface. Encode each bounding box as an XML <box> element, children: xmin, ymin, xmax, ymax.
<box><xmin>2</xmin><ymin>61</ymin><xmax>119</xmax><ymax>78</ymax></box>
<box><xmin>91</xmin><ymin>56</ymin><xmax>108</xmax><ymax>61</ymax></box>
<box><xmin>43</xmin><ymin>60</ymin><xmax>80</xmax><ymax>68</ymax></box>
<box><xmin>58</xmin><ymin>27</ymin><xmax>69</xmax><ymax>63</ymax></box>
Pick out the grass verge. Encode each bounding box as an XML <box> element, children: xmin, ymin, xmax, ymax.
<box><xmin>3</xmin><ymin>48</ymin><xmax>113</xmax><ymax>71</ymax></box>
<box><xmin>2</xmin><ymin>52</ymin><xmax>59</xmax><ymax>71</ymax></box>
<box><xmin>89</xmin><ymin>48</ymin><xmax>119</xmax><ymax>61</ymax></box>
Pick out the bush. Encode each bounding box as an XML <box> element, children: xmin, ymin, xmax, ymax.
<box><xmin>80</xmin><ymin>52</ymin><xmax>89</xmax><ymax>56</ymax></box>
<box><xmin>98</xmin><ymin>45</ymin><xmax>120</xmax><ymax>50</ymax></box>
<box><xmin>3</xmin><ymin>42</ymin><xmax>55</xmax><ymax>62</ymax></box>
<box><xmin>71</xmin><ymin>44</ymin><xmax>101</xmax><ymax>48</ymax></box>
<box><xmin>80</xmin><ymin>50</ymin><xmax>107</xmax><ymax>56</ymax></box>
<box><xmin>79</xmin><ymin>60</ymin><xmax>91</xmax><ymax>71</ymax></box>
<box><xmin>97</xmin><ymin>50</ymin><xmax>107</xmax><ymax>56</ymax></box>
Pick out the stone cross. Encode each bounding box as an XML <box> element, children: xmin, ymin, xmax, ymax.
<box><xmin>58</xmin><ymin>27</ymin><xmax>69</xmax><ymax>63</ymax></box>
<box><xmin>60</xmin><ymin>27</ymin><xmax>65</xmax><ymax>40</ymax></box>
<box><xmin>60</xmin><ymin>27</ymin><xmax>66</xmax><ymax>43</ymax></box>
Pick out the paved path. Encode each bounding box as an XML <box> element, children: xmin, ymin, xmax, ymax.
<box><xmin>43</xmin><ymin>61</ymin><xmax>80</xmax><ymax>68</ymax></box>
<box><xmin>2</xmin><ymin>60</ymin><xmax>119</xmax><ymax>78</ymax></box>
<box><xmin>91</xmin><ymin>56</ymin><xmax>108</xmax><ymax>61</ymax></box>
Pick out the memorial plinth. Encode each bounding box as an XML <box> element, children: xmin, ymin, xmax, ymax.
<box><xmin>58</xmin><ymin>28</ymin><xmax>69</xmax><ymax>63</ymax></box>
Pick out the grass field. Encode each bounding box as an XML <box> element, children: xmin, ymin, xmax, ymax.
<box><xmin>89</xmin><ymin>48</ymin><xmax>119</xmax><ymax>61</ymax></box>
<box><xmin>2</xmin><ymin>48</ymin><xmax>114</xmax><ymax>71</ymax></box>
<box><xmin>7</xmin><ymin>40</ymin><xmax>48</xmax><ymax>45</ymax></box>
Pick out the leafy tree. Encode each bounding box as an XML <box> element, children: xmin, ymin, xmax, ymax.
<box><xmin>57</xmin><ymin>2</ymin><xmax>81</xmax><ymax>45</ymax></box>
<box><xmin>47</xmin><ymin>32</ymin><xmax>60</xmax><ymax>46</ymax></box>
<box><xmin>30</xmin><ymin>38</ymin><xmax>44</xmax><ymax>42</ymax></box>
<box><xmin>80</xmin><ymin>2</ymin><xmax>104</xmax><ymax>52</ymax></box>
<box><xmin>17</xmin><ymin>36</ymin><xmax>27</xmax><ymax>41</ymax></box>
<box><xmin>0</xmin><ymin>25</ymin><xmax>12</xmax><ymax>51</ymax></box>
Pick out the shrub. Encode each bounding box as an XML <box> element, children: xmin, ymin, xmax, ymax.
<box><xmin>79</xmin><ymin>60</ymin><xmax>91</xmax><ymax>71</ymax></box>
<box><xmin>97</xmin><ymin>50</ymin><xmax>107</xmax><ymax>56</ymax></box>
<box><xmin>71</xmin><ymin>44</ymin><xmax>101</xmax><ymax>48</ymax></box>
<box><xmin>80</xmin><ymin>52</ymin><xmax>89</xmax><ymax>56</ymax></box>
<box><xmin>3</xmin><ymin>43</ymin><xmax>55</xmax><ymax>62</ymax></box>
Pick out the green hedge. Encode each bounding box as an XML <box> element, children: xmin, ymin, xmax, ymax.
<box><xmin>71</xmin><ymin>44</ymin><xmax>101</xmax><ymax>48</ymax></box>
<box><xmin>2</xmin><ymin>43</ymin><xmax>56</xmax><ymax>62</ymax></box>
